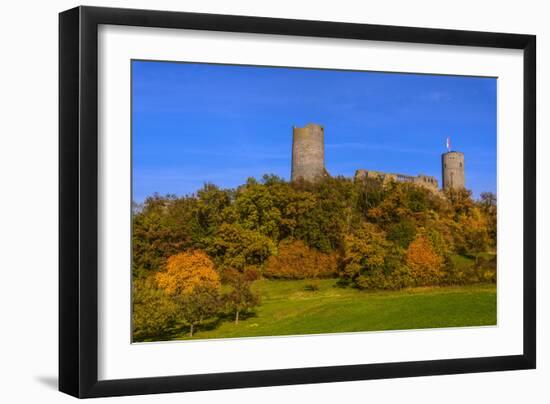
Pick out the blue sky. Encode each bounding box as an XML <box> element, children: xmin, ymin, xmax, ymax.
<box><xmin>132</xmin><ymin>60</ymin><xmax>496</xmax><ymax>201</ymax></box>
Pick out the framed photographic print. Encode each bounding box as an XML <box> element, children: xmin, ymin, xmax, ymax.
<box><xmin>59</xmin><ymin>6</ymin><xmax>536</xmax><ymax>398</ymax></box>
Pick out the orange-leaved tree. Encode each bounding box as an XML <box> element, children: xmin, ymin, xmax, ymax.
<box><xmin>405</xmin><ymin>235</ymin><xmax>444</xmax><ymax>286</ymax></box>
<box><xmin>264</xmin><ymin>240</ymin><xmax>338</xmax><ymax>279</ymax></box>
<box><xmin>156</xmin><ymin>250</ymin><xmax>221</xmax><ymax>336</ymax></box>
<box><xmin>157</xmin><ymin>250</ymin><xmax>221</xmax><ymax>296</ymax></box>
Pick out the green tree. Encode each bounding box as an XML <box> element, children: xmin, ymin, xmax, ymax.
<box><xmin>177</xmin><ymin>286</ymin><xmax>222</xmax><ymax>337</ymax></box>
<box><xmin>194</xmin><ymin>183</ymin><xmax>233</xmax><ymax>243</ymax></box>
<box><xmin>479</xmin><ymin>192</ymin><xmax>497</xmax><ymax>247</ymax></box>
<box><xmin>223</xmin><ymin>267</ymin><xmax>261</xmax><ymax>324</ymax></box>
<box><xmin>342</xmin><ymin>223</ymin><xmax>391</xmax><ymax>287</ymax></box>
<box><xmin>132</xmin><ymin>276</ymin><xmax>178</xmax><ymax>340</ymax></box>
<box><xmin>387</xmin><ymin>219</ymin><xmax>417</xmax><ymax>249</ymax></box>
<box><xmin>229</xmin><ymin>178</ymin><xmax>282</xmax><ymax>240</ymax></box>
<box><xmin>294</xmin><ymin>176</ymin><xmax>358</xmax><ymax>252</ymax></box>
<box><xmin>261</xmin><ymin>176</ymin><xmax>316</xmax><ymax>240</ymax></box>
<box><xmin>208</xmin><ymin>223</ymin><xmax>276</xmax><ymax>270</ymax></box>
<box><xmin>132</xmin><ymin>194</ymin><xmax>197</xmax><ymax>277</ymax></box>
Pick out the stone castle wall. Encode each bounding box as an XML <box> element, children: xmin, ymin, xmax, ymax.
<box><xmin>355</xmin><ymin>169</ymin><xmax>439</xmax><ymax>191</ymax></box>
<box><xmin>291</xmin><ymin>124</ymin><xmax>326</xmax><ymax>182</ymax></box>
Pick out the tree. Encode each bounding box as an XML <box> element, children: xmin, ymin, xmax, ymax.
<box><xmin>264</xmin><ymin>240</ymin><xmax>338</xmax><ymax>279</ymax></box>
<box><xmin>479</xmin><ymin>192</ymin><xmax>496</xmax><ymax>210</ymax></box>
<box><xmin>132</xmin><ymin>194</ymin><xmax>197</xmax><ymax>278</ymax></box>
<box><xmin>208</xmin><ymin>223</ymin><xmax>276</xmax><ymax>270</ymax></box>
<box><xmin>356</xmin><ymin>177</ymin><xmax>385</xmax><ymax>216</ymax></box>
<box><xmin>132</xmin><ymin>171</ymin><xmax>497</xmax><ymax>304</ymax></box>
<box><xmin>460</xmin><ymin>208</ymin><xmax>491</xmax><ymax>254</ymax></box>
<box><xmin>223</xmin><ymin>267</ymin><xmax>261</xmax><ymax>324</ymax></box>
<box><xmin>156</xmin><ymin>250</ymin><xmax>221</xmax><ymax>296</ymax></box>
<box><xmin>132</xmin><ymin>276</ymin><xmax>178</xmax><ymax>341</ymax></box>
<box><xmin>230</xmin><ymin>178</ymin><xmax>282</xmax><ymax>239</ymax></box>
<box><xmin>405</xmin><ymin>235</ymin><xmax>444</xmax><ymax>286</ymax></box>
<box><xmin>294</xmin><ymin>176</ymin><xmax>358</xmax><ymax>252</ymax></box>
<box><xmin>194</xmin><ymin>183</ymin><xmax>233</xmax><ymax>242</ymax></box>
<box><xmin>156</xmin><ymin>250</ymin><xmax>221</xmax><ymax>336</ymax></box>
<box><xmin>342</xmin><ymin>223</ymin><xmax>390</xmax><ymax>287</ymax></box>
<box><xmin>479</xmin><ymin>192</ymin><xmax>497</xmax><ymax>247</ymax></box>
<box><xmin>450</xmin><ymin>208</ymin><xmax>490</xmax><ymax>256</ymax></box>
<box><xmin>262</xmin><ymin>177</ymin><xmax>316</xmax><ymax>240</ymax></box>
<box><xmin>177</xmin><ymin>286</ymin><xmax>222</xmax><ymax>336</ymax></box>
<box><xmin>405</xmin><ymin>186</ymin><xmax>429</xmax><ymax>213</ymax></box>
<box><xmin>387</xmin><ymin>219</ymin><xmax>417</xmax><ymax>249</ymax></box>
<box><xmin>445</xmin><ymin>188</ymin><xmax>475</xmax><ymax>218</ymax></box>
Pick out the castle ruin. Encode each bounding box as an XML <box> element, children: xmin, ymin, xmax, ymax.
<box><xmin>290</xmin><ymin>123</ymin><xmax>465</xmax><ymax>191</ymax></box>
<box><xmin>355</xmin><ymin>170</ymin><xmax>439</xmax><ymax>191</ymax></box>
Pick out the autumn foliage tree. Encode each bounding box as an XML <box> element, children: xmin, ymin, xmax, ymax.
<box><xmin>157</xmin><ymin>250</ymin><xmax>221</xmax><ymax>295</ymax></box>
<box><xmin>131</xmin><ymin>173</ymin><xmax>498</xmax><ymax>340</ymax></box>
<box><xmin>156</xmin><ymin>250</ymin><xmax>221</xmax><ymax>336</ymax></box>
<box><xmin>405</xmin><ymin>235</ymin><xmax>444</xmax><ymax>286</ymax></box>
<box><xmin>264</xmin><ymin>240</ymin><xmax>338</xmax><ymax>279</ymax></box>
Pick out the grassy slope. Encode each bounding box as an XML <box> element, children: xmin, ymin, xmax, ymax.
<box><xmin>167</xmin><ymin>279</ymin><xmax>496</xmax><ymax>341</ymax></box>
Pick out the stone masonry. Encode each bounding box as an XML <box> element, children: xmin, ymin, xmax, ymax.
<box><xmin>355</xmin><ymin>169</ymin><xmax>439</xmax><ymax>191</ymax></box>
<box><xmin>441</xmin><ymin>151</ymin><xmax>465</xmax><ymax>190</ymax></box>
<box><xmin>291</xmin><ymin>123</ymin><xmax>326</xmax><ymax>182</ymax></box>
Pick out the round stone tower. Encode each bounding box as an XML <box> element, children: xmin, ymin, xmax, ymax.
<box><xmin>442</xmin><ymin>151</ymin><xmax>465</xmax><ymax>190</ymax></box>
<box><xmin>291</xmin><ymin>123</ymin><xmax>325</xmax><ymax>182</ymax></box>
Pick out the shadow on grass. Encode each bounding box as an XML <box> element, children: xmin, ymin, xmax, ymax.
<box><xmin>135</xmin><ymin>311</ymin><xmax>260</xmax><ymax>342</ymax></box>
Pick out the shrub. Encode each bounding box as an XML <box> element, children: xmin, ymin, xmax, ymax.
<box><xmin>475</xmin><ymin>255</ymin><xmax>497</xmax><ymax>283</ymax></box>
<box><xmin>442</xmin><ymin>254</ymin><xmax>496</xmax><ymax>285</ymax></box>
<box><xmin>264</xmin><ymin>240</ymin><xmax>338</xmax><ymax>279</ymax></box>
<box><xmin>441</xmin><ymin>256</ymin><xmax>466</xmax><ymax>285</ymax></box>
<box><xmin>354</xmin><ymin>250</ymin><xmax>412</xmax><ymax>290</ymax></box>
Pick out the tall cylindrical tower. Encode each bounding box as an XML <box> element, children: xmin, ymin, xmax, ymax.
<box><xmin>442</xmin><ymin>151</ymin><xmax>465</xmax><ymax>190</ymax></box>
<box><xmin>291</xmin><ymin>123</ymin><xmax>325</xmax><ymax>182</ymax></box>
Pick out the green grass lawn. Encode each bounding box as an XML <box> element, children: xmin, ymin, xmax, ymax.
<box><xmin>162</xmin><ymin>279</ymin><xmax>496</xmax><ymax>341</ymax></box>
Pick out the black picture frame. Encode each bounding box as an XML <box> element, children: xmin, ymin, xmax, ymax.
<box><xmin>59</xmin><ymin>5</ymin><xmax>536</xmax><ymax>398</ymax></box>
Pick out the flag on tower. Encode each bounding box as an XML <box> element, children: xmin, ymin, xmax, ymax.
<box><xmin>446</xmin><ymin>137</ymin><xmax>451</xmax><ymax>152</ymax></box>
